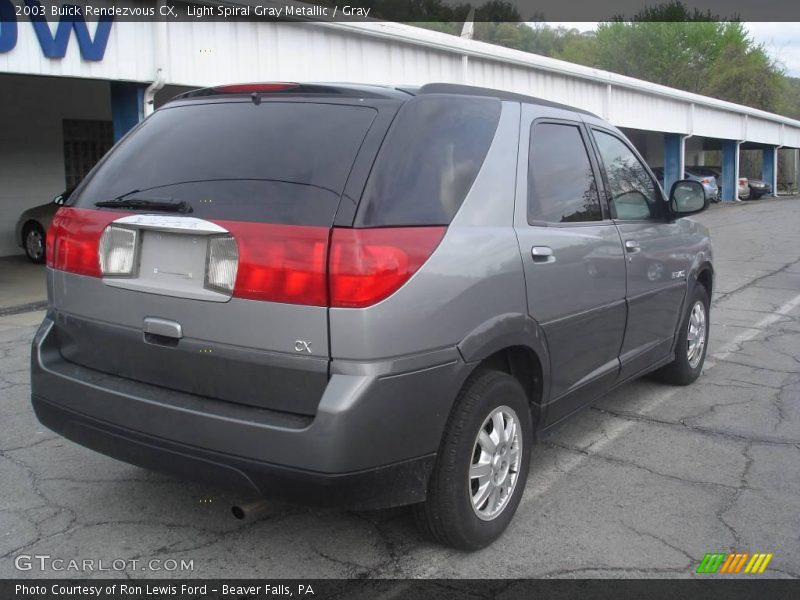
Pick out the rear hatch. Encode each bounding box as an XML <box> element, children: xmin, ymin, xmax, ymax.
<box><xmin>48</xmin><ymin>94</ymin><xmax>385</xmax><ymax>416</ymax></box>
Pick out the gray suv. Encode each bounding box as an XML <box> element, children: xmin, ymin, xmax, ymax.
<box><xmin>31</xmin><ymin>83</ymin><xmax>713</xmax><ymax>550</ymax></box>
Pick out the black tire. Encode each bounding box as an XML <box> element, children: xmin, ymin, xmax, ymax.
<box><xmin>415</xmin><ymin>369</ymin><xmax>533</xmax><ymax>550</ymax></box>
<box><xmin>654</xmin><ymin>284</ymin><xmax>710</xmax><ymax>385</ymax></box>
<box><xmin>23</xmin><ymin>223</ymin><xmax>46</xmax><ymax>264</ymax></box>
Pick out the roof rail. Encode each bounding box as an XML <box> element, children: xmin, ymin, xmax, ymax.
<box><xmin>418</xmin><ymin>83</ymin><xmax>597</xmax><ymax>116</ymax></box>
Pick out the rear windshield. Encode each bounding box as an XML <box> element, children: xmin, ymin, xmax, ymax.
<box><xmin>71</xmin><ymin>101</ymin><xmax>377</xmax><ymax>226</ymax></box>
<box><xmin>355</xmin><ymin>95</ymin><xmax>501</xmax><ymax>226</ymax></box>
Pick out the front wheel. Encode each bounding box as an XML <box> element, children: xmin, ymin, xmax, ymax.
<box><xmin>415</xmin><ymin>369</ymin><xmax>532</xmax><ymax>550</ymax></box>
<box><xmin>654</xmin><ymin>284</ymin><xmax>710</xmax><ymax>385</ymax></box>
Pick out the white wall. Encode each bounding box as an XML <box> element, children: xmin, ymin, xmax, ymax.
<box><xmin>0</xmin><ymin>74</ymin><xmax>111</xmax><ymax>257</ymax></box>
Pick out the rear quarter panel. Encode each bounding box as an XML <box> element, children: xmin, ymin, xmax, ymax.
<box><xmin>329</xmin><ymin>101</ymin><xmax>526</xmax><ymax>361</ymax></box>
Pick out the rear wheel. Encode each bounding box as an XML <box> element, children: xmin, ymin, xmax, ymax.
<box><xmin>654</xmin><ymin>284</ymin><xmax>710</xmax><ymax>385</ymax></box>
<box><xmin>23</xmin><ymin>223</ymin><xmax>45</xmax><ymax>263</ymax></box>
<box><xmin>415</xmin><ymin>369</ymin><xmax>532</xmax><ymax>550</ymax></box>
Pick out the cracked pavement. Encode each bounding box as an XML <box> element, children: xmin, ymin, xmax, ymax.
<box><xmin>1</xmin><ymin>198</ymin><xmax>799</xmax><ymax>579</ymax></box>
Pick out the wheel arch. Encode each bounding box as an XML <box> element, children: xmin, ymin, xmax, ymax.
<box><xmin>669</xmin><ymin>261</ymin><xmax>713</xmax><ymax>356</ymax></box>
<box><xmin>457</xmin><ymin>313</ymin><xmax>551</xmax><ymax>427</ymax></box>
<box><xmin>695</xmin><ymin>262</ymin><xmax>714</xmax><ymax>299</ymax></box>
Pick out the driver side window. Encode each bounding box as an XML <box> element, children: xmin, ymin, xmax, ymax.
<box><xmin>593</xmin><ymin>130</ymin><xmax>661</xmax><ymax>220</ymax></box>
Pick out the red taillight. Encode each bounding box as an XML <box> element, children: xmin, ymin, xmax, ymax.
<box><xmin>47</xmin><ymin>208</ymin><xmax>127</xmax><ymax>277</ymax></box>
<box><xmin>738</xmin><ymin>178</ymin><xmax>747</xmax><ymax>185</ymax></box>
<box><xmin>215</xmin><ymin>221</ymin><xmax>329</xmax><ymax>306</ymax></box>
<box><xmin>329</xmin><ymin>227</ymin><xmax>446</xmax><ymax>309</ymax></box>
<box><xmin>213</xmin><ymin>83</ymin><xmax>299</xmax><ymax>94</ymax></box>
<box><xmin>48</xmin><ymin>211</ymin><xmax>445</xmax><ymax>308</ymax></box>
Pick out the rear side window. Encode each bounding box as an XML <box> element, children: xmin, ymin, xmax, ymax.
<box><xmin>528</xmin><ymin>122</ymin><xmax>602</xmax><ymax>224</ymax></box>
<box><xmin>71</xmin><ymin>102</ymin><xmax>377</xmax><ymax>226</ymax></box>
<box><xmin>356</xmin><ymin>95</ymin><xmax>501</xmax><ymax>226</ymax></box>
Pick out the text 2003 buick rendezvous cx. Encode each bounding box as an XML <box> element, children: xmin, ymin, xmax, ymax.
<box><xmin>31</xmin><ymin>83</ymin><xmax>713</xmax><ymax>550</ymax></box>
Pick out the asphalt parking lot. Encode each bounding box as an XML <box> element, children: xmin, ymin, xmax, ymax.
<box><xmin>1</xmin><ymin>197</ymin><xmax>799</xmax><ymax>579</ymax></box>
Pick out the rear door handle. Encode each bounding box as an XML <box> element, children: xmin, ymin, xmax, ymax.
<box><xmin>624</xmin><ymin>240</ymin><xmax>641</xmax><ymax>253</ymax></box>
<box><xmin>531</xmin><ymin>246</ymin><xmax>555</xmax><ymax>264</ymax></box>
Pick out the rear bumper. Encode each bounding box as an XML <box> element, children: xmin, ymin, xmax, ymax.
<box><xmin>32</xmin><ymin>395</ymin><xmax>435</xmax><ymax>509</ymax></box>
<box><xmin>31</xmin><ymin>316</ymin><xmax>468</xmax><ymax>509</ymax></box>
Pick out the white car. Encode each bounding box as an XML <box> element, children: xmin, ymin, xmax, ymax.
<box><xmin>738</xmin><ymin>177</ymin><xmax>750</xmax><ymax>200</ymax></box>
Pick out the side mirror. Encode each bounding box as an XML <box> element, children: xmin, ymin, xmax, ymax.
<box><xmin>53</xmin><ymin>195</ymin><xmax>65</xmax><ymax>206</ymax></box>
<box><xmin>669</xmin><ymin>179</ymin><xmax>707</xmax><ymax>216</ymax></box>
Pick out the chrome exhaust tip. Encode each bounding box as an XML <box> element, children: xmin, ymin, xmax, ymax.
<box><xmin>231</xmin><ymin>499</ymin><xmax>270</xmax><ymax>520</ymax></box>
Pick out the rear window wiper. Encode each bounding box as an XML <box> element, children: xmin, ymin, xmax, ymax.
<box><xmin>95</xmin><ymin>197</ymin><xmax>193</xmax><ymax>213</ymax></box>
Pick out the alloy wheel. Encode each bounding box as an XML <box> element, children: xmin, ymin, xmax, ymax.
<box><xmin>469</xmin><ymin>405</ymin><xmax>523</xmax><ymax>521</ymax></box>
<box><xmin>687</xmin><ymin>300</ymin><xmax>707</xmax><ymax>368</ymax></box>
<box><xmin>25</xmin><ymin>228</ymin><xmax>44</xmax><ymax>261</ymax></box>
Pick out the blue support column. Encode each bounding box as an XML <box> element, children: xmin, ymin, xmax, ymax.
<box><xmin>721</xmin><ymin>140</ymin><xmax>739</xmax><ymax>202</ymax></box>
<box><xmin>663</xmin><ymin>134</ymin><xmax>684</xmax><ymax>195</ymax></box>
<box><xmin>110</xmin><ymin>82</ymin><xmax>146</xmax><ymax>142</ymax></box>
<box><xmin>762</xmin><ymin>147</ymin><xmax>777</xmax><ymax>196</ymax></box>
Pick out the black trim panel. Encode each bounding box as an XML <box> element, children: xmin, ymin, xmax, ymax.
<box><xmin>33</xmin><ymin>396</ymin><xmax>434</xmax><ymax>510</ymax></box>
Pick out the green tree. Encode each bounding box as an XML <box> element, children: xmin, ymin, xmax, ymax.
<box><xmin>559</xmin><ymin>2</ymin><xmax>785</xmax><ymax>111</ymax></box>
<box><xmin>777</xmin><ymin>77</ymin><xmax>800</xmax><ymax>120</ymax></box>
<box><xmin>610</xmin><ymin>0</ymin><xmax>725</xmax><ymax>22</ymax></box>
<box><xmin>704</xmin><ymin>42</ymin><xmax>784</xmax><ymax>111</ymax></box>
<box><xmin>580</xmin><ymin>18</ymin><xmax>784</xmax><ymax>112</ymax></box>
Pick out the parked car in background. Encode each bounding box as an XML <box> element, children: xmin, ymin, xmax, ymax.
<box><xmin>651</xmin><ymin>167</ymin><xmax>718</xmax><ymax>202</ymax></box>
<box><xmin>685</xmin><ymin>166</ymin><xmax>718</xmax><ymax>182</ymax></box>
<box><xmin>746</xmin><ymin>178</ymin><xmax>772</xmax><ymax>199</ymax></box>
<box><xmin>684</xmin><ymin>167</ymin><xmax>719</xmax><ymax>202</ymax></box>
<box><xmin>738</xmin><ymin>177</ymin><xmax>750</xmax><ymax>200</ymax></box>
<box><xmin>15</xmin><ymin>189</ymin><xmax>73</xmax><ymax>263</ymax></box>
<box><xmin>703</xmin><ymin>167</ymin><xmax>750</xmax><ymax>200</ymax></box>
<box><xmin>701</xmin><ymin>166</ymin><xmax>724</xmax><ymax>199</ymax></box>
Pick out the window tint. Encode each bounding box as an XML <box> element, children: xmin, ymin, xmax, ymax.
<box><xmin>528</xmin><ymin>123</ymin><xmax>601</xmax><ymax>223</ymax></box>
<box><xmin>71</xmin><ymin>102</ymin><xmax>377</xmax><ymax>226</ymax></box>
<box><xmin>593</xmin><ymin>130</ymin><xmax>661</xmax><ymax>221</ymax></box>
<box><xmin>356</xmin><ymin>95</ymin><xmax>501</xmax><ymax>226</ymax></box>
